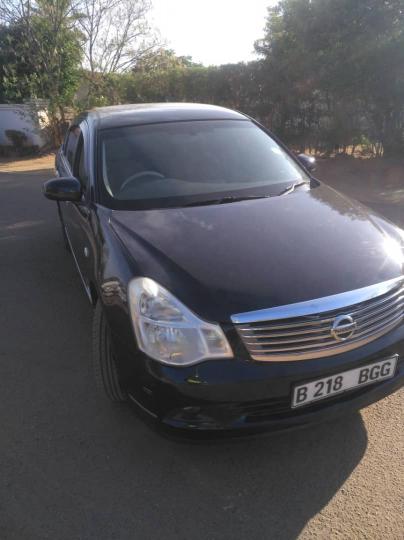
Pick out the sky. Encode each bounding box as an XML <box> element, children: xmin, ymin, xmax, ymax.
<box><xmin>151</xmin><ymin>0</ymin><xmax>277</xmax><ymax>66</ymax></box>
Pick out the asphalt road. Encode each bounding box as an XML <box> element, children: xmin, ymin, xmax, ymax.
<box><xmin>0</xmin><ymin>160</ymin><xmax>403</xmax><ymax>540</ymax></box>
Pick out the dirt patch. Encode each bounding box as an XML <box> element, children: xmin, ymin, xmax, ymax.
<box><xmin>0</xmin><ymin>153</ymin><xmax>55</xmax><ymax>173</ymax></box>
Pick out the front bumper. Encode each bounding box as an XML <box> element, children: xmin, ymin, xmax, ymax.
<box><xmin>159</xmin><ymin>366</ymin><xmax>403</xmax><ymax>437</ymax></box>
<box><xmin>119</xmin><ymin>324</ymin><xmax>404</xmax><ymax>436</ymax></box>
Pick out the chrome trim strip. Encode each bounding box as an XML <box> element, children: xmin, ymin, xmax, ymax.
<box><xmin>238</xmin><ymin>319</ymin><xmax>332</xmax><ymax>332</ymax></box>
<box><xmin>64</xmin><ymin>225</ymin><xmax>93</xmax><ymax>303</ymax></box>
<box><xmin>247</xmin><ymin>312</ymin><xmax>403</xmax><ymax>352</ymax></box>
<box><xmin>239</xmin><ymin>298</ymin><xmax>404</xmax><ymax>341</ymax></box>
<box><xmin>231</xmin><ymin>276</ymin><xmax>404</xmax><ymax>324</ymax></box>
<box><xmin>240</xmin><ymin>326</ymin><xmax>331</xmax><ymax>339</ymax></box>
<box><xmin>249</xmin><ymin>318</ymin><xmax>402</xmax><ymax>361</ymax></box>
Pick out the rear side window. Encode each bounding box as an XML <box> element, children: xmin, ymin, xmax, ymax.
<box><xmin>75</xmin><ymin>135</ymin><xmax>89</xmax><ymax>189</ymax></box>
<box><xmin>64</xmin><ymin>126</ymin><xmax>81</xmax><ymax>168</ymax></box>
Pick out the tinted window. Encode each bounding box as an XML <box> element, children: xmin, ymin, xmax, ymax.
<box><xmin>99</xmin><ymin>120</ymin><xmax>308</xmax><ymax>209</ymax></box>
<box><xmin>65</xmin><ymin>126</ymin><xmax>81</xmax><ymax>168</ymax></box>
<box><xmin>75</xmin><ymin>135</ymin><xmax>89</xmax><ymax>189</ymax></box>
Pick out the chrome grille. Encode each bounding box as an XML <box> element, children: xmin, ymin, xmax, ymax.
<box><xmin>232</xmin><ymin>277</ymin><xmax>404</xmax><ymax>361</ymax></box>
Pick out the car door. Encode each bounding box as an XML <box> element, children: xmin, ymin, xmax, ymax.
<box><xmin>58</xmin><ymin>122</ymin><xmax>94</xmax><ymax>301</ymax></box>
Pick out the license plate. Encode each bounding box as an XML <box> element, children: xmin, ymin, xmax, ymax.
<box><xmin>292</xmin><ymin>355</ymin><xmax>398</xmax><ymax>408</ymax></box>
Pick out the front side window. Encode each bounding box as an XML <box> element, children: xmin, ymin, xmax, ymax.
<box><xmin>98</xmin><ymin>120</ymin><xmax>309</xmax><ymax>209</ymax></box>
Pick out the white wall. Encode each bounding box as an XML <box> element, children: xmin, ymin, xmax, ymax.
<box><xmin>0</xmin><ymin>104</ymin><xmax>48</xmax><ymax>147</ymax></box>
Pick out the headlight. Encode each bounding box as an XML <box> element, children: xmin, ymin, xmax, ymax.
<box><xmin>128</xmin><ymin>277</ymin><xmax>233</xmax><ymax>366</ymax></box>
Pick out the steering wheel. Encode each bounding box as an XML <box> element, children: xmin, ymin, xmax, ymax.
<box><xmin>119</xmin><ymin>170</ymin><xmax>164</xmax><ymax>193</ymax></box>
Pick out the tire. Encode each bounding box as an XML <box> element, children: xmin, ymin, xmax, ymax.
<box><xmin>92</xmin><ymin>301</ymin><xmax>127</xmax><ymax>402</ymax></box>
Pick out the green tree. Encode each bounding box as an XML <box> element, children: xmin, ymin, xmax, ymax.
<box><xmin>255</xmin><ymin>0</ymin><xmax>404</xmax><ymax>155</ymax></box>
<box><xmin>0</xmin><ymin>0</ymin><xmax>83</xmax><ymax>143</ymax></box>
<box><xmin>132</xmin><ymin>48</ymin><xmax>202</xmax><ymax>73</ymax></box>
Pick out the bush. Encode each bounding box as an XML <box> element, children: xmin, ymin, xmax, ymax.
<box><xmin>2</xmin><ymin>130</ymin><xmax>39</xmax><ymax>157</ymax></box>
<box><xmin>5</xmin><ymin>129</ymin><xmax>28</xmax><ymax>149</ymax></box>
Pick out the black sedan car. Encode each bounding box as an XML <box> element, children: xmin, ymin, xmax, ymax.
<box><xmin>43</xmin><ymin>103</ymin><xmax>404</xmax><ymax>435</ymax></box>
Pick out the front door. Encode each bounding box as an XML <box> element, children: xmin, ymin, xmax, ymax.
<box><xmin>58</xmin><ymin>123</ymin><xmax>94</xmax><ymax>301</ymax></box>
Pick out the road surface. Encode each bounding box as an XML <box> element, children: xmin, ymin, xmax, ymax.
<box><xmin>0</xmin><ymin>157</ymin><xmax>402</xmax><ymax>539</ymax></box>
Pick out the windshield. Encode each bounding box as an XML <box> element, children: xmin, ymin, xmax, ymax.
<box><xmin>98</xmin><ymin>119</ymin><xmax>309</xmax><ymax>209</ymax></box>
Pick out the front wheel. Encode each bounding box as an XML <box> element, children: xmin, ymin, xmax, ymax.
<box><xmin>92</xmin><ymin>301</ymin><xmax>127</xmax><ymax>402</ymax></box>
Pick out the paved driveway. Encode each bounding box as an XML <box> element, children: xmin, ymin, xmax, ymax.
<box><xmin>0</xmin><ymin>159</ymin><xmax>402</xmax><ymax>540</ymax></box>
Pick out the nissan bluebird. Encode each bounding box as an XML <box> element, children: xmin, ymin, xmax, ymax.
<box><xmin>43</xmin><ymin>103</ymin><xmax>404</xmax><ymax>435</ymax></box>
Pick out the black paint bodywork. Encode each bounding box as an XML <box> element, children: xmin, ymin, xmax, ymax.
<box><xmin>51</xmin><ymin>103</ymin><xmax>404</xmax><ymax>435</ymax></box>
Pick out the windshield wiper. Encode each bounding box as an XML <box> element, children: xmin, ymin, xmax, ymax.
<box><xmin>278</xmin><ymin>181</ymin><xmax>310</xmax><ymax>196</ymax></box>
<box><xmin>183</xmin><ymin>195</ymin><xmax>272</xmax><ymax>207</ymax></box>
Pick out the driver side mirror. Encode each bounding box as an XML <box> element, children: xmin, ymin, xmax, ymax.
<box><xmin>43</xmin><ymin>177</ymin><xmax>82</xmax><ymax>202</ymax></box>
<box><xmin>297</xmin><ymin>154</ymin><xmax>316</xmax><ymax>172</ymax></box>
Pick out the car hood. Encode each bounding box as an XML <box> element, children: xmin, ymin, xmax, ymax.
<box><xmin>110</xmin><ymin>184</ymin><xmax>404</xmax><ymax>322</ymax></box>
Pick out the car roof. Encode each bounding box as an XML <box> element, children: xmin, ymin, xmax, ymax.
<box><xmin>78</xmin><ymin>103</ymin><xmax>247</xmax><ymax>130</ymax></box>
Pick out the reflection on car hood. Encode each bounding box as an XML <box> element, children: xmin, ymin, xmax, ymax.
<box><xmin>110</xmin><ymin>184</ymin><xmax>404</xmax><ymax>322</ymax></box>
